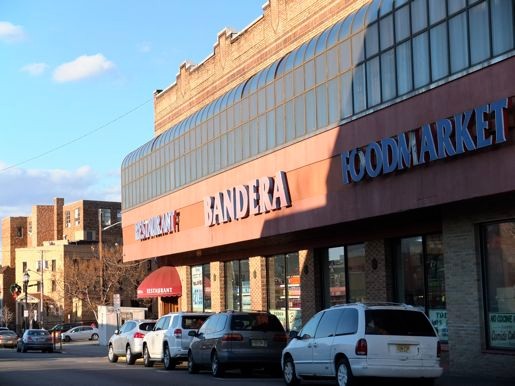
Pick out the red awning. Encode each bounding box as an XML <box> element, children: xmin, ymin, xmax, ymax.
<box><xmin>137</xmin><ymin>266</ymin><xmax>182</xmax><ymax>298</ymax></box>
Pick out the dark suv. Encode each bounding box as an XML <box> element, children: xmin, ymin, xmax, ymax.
<box><xmin>48</xmin><ymin>322</ymin><xmax>82</xmax><ymax>334</ymax></box>
<box><xmin>188</xmin><ymin>311</ymin><xmax>288</xmax><ymax>376</ymax></box>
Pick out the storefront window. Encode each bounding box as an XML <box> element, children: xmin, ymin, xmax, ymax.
<box><xmin>225</xmin><ymin>260</ymin><xmax>250</xmax><ymax>311</ymax></box>
<box><xmin>393</xmin><ymin>234</ymin><xmax>447</xmax><ymax>341</ymax></box>
<box><xmin>267</xmin><ymin>252</ymin><xmax>302</xmax><ymax>331</ymax></box>
<box><xmin>482</xmin><ymin>221</ymin><xmax>515</xmax><ymax>350</ymax></box>
<box><xmin>191</xmin><ymin>264</ymin><xmax>211</xmax><ymax>312</ymax></box>
<box><xmin>321</xmin><ymin>243</ymin><xmax>366</xmax><ymax>307</ymax></box>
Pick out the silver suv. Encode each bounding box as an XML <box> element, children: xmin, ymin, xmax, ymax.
<box><xmin>282</xmin><ymin>303</ymin><xmax>443</xmax><ymax>386</ymax></box>
<box><xmin>108</xmin><ymin>319</ymin><xmax>156</xmax><ymax>365</ymax></box>
<box><xmin>142</xmin><ymin>312</ymin><xmax>210</xmax><ymax>369</ymax></box>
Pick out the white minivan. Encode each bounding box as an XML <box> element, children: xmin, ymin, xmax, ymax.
<box><xmin>282</xmin><ymin>303</ymin><xmax>443</xmax><ymax>386</ymax></box>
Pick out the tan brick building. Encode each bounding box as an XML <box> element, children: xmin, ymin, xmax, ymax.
<box><xmin>121</xmin><ymin>0</ymin><xmax>515</xmax><ymax>379</ymax></box>
<box><xmin>1</xmin><ymin>198</ymin><xmax>124</xmax><ymax>332</ymax></box>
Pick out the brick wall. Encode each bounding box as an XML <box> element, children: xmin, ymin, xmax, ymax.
<box><xmin>2</xmin><ymin>217</ymin><xmax>28</xmax><ymax>267</ymax></box>
<box><xmin>443</xmin><ymin>196</ymin><xmax>515</xmax><ymax>378</ymax></box>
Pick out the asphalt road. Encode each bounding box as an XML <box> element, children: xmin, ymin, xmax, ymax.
<box><xmin>0</xmin><ymin>341</ymin><xmax>512</xmax><ymax>386</ymax></box>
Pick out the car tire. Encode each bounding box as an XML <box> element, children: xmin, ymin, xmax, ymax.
<box><xmin>108</xmin><ymin>344</ymin><xmax>118</xmax><ymax>363</ymax></box>
<box><xmin>91</xmin><ymin>333</ymin><xmax>99</xmax><ymax>341</ymax></box>
<box><xmin>211</xmin><ymin>351</ymin><xmax>224</xmax><ymax>377</ymax></box>
<box><xmin>188</xmin><ymin>351</ymin><xmax>199</xmax><ymax>374</ymax></box>
<box><xmin>163</xmin><ymin>345</ymin><xmax>176</xmax><ymax>370</ymax></box>
<box><xmin>64</xmin><ymin>336</ymin><xmax>71</xmax><ymax>342</ymax></box>
<box><xmin>126</xmin><ymin>345</ymin><xmax>136</xmax><ymax>365</ymax></box>
<box><xmin>336</xmin><ymin>358</ymin><xmax>353</xmax><ymax>386</ymax></box>
<box><xmin>22</xmin><ymin>344</ymin><xmax>27</xmax><ymax>353</ymax></box>
<box><xmin>143</xmin><ymin>345</ymin><xmax>154</xmax><ymax>367</ymax></box>
<box><xmin>283</xmin><ymin>355</ymin><xmax>300</xmax><ymax>386</ymax></box>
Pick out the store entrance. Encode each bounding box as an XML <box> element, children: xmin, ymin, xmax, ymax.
<box><xmin>160</xmin><ymin>296</ymin><xmax>179</xmax><ymax>315</ymax></box>
<box><xmin>392</xmin><ymin>234</ymin><xmax>447</xmax><ymax>342</ymax></box>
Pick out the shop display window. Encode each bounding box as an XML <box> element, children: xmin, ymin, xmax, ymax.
<box><xmin>393</xmin><ymin>234</ymin><xmax>447</xmax><ymax>341</ymax></box>
<box><xmin>225</xmin><ymin>260</ymin><xmax>250</xmax><ymax>311</ymax></box>
<box><xmin>482</xmin><ymin>221</ymin><xmax>515</xmax><ymax>350</ymax></box>
<box><xmin>191</xmin><ymin>264</ymin><xmax>211</xmax><ymax>312</ymax></box>
<box><xmin>267</xmin><ymin>252</ymin><xmax>302</xmax><ymax>331</ymax></box>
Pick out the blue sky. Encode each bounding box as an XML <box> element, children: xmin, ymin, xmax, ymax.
<box><xmin>0</xmin><ymin>0</ymin><xmax>264</xmax><ymax>225</ymax></box>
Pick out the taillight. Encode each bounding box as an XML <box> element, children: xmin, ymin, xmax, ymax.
<box><xmin>221</xmin><ymin>333</ymin><xmax>243</xmax><ymax>342</ymax></box>
<box><xmin>437</xmin><ymin>341</ymin><xmax>441</xmax><ymax>358</ymax></box>
<box><xmin>133</xmin><ymin>332</ymin><xmax>145</xmax><ymax>339</ymax></box>
<box><xmin>173</xmin><ymin>328</ymin><xmax>182</xmax><ymax>338</ymax></box>
<box><xmin>273</xmin><ymin>333</ymin><xmax>288</xmax><ymax>343</ymax></box>
<box><xmin>355</xmin><ymin>338</ymin><xmax>367</xmax><ymax>355</ymax></box>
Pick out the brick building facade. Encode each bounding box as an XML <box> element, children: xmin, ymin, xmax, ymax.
<box><xmin>121</xmin><ymin>0</ymin><xmax>515</xmax><ymax>379</ymax></box>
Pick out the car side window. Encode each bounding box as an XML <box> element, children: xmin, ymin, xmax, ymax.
<box><xmin>314</xmin><ymin>309</ymin><xmax>341</xmax><ymax>338</ymax></box>
<box><xmin>215</xmin><ymin>315</ymin><xmax>228</xmax><ymax>332</ymax></box>
<box><xmin>124</xmin><ymin>321</ymin><xmax>135</xmax><ymax>332</ymax></box>
<box><xmin>154</xmin><ymin>316</ymin><xmax>168</xmax><ymax>331</ymax></box>
<box><xmin>335</xmin><ymin>308</ymin><xmax>358</xmax><ymax>336</ymax></box>
<box><xmin>299</xmin><ymin>311</ymin><xmax>324</xmax><ymax>338</ymax></box>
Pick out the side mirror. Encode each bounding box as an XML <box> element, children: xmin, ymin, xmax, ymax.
<box><xmin>289</xmin><ymin>330</ymin><xmax>299</xmax><ymax>339</ymax></box>
<box><xmin>114</xmin><ymin>329</ymin><xmax>120</xmax><ymax>335</ymax></box>
<box><xmin>188</xmin><ymin>330</ymin><xmax>197</xmax><ymax>337</ymax></box>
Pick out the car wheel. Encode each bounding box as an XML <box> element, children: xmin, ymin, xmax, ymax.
<box><xmin>163</xmin><ymin>345</ymin><xmax>176</xmax><ymax>370</ymax></box>
<box><xmin>126</xmin><ymin>345</ymin><xmax>136</xmax><ymax>365</ymax></box>
<box><xmin>188</xmin><ymin>351</ymin><xmax>199</xmax><ymax>374</ymax></box>
<box><xmin>336</xmin><ymin>358</ymin><xmax>353</xmax><ymax>386</ymax></box>
<box><xmin>211</xmin><ymin>351</ymin><xmax>224</xmax><ymax>377</ymax></box>
<box><xmin>283</xmin><ymin>355</ymin><xmax>300</xmax><ymax>386</ymax></box>
<box><xmin>108</xmin><ymin>344</ymin><xmax>118</xmax><ymax>363</ymax></box>
<box><xmin>143</xmin><ymin>345</ymin><xmax>154</xmax><ymax>367</ymax></box>
<box><xmin>64</xmin><ymin>336</ymin><xmax>71</xmax><ymax>342</ymax></box>
<box><xmin>22</xmin><ymin>343</ymin><xmax>27</xmax><ymax>353</ymax></box>
<box><xmin>91</xmin><ymin>333</ymin><xmax>99</xmax><ymax>341</ymax></box>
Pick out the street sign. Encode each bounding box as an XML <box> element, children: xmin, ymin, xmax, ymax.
<box><xmin>113</xmin><ymin>293</ymin><xmax>120</xmax><ymax>311</ymax></box>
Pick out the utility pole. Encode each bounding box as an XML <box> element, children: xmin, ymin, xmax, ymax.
<box><xmin>40</xmin><ymin>250</ymin><xmax>44</xmax><ymax>328</ymax></box>
<box><xmin>98</xmin><ymin>209</ymin><xmax>103</xmax><ymax>299</ymax></box>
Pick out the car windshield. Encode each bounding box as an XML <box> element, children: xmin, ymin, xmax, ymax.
<box><xmin>182</xmin><ymin>316</ymin><xmax>209</xmax><ymax>329</ymax></box>
<box><xmin>365</xmin><ymin>309</ymin><xmax>436</xmax><ymax>337</ymax></box>
<box><xmin>230</xmin><ymin>313</ymin><xmax>284</xmax><ymax>332</ymax></box>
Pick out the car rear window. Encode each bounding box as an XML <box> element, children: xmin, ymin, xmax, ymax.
<box><xmin>139</xmin><ymin>322</ymin><xmax>156</xmax><ymax>332</ymax></box>
<box><xmin>365</xmin><ymin>310</ymin><xmax>436</xmax><ymax>337</ymax></box>
<box><xmin>28</xmin><ymin>330</ymin><xmax>50</xmax><ymax>336</ymax></box>
<box><xmin>231</xmin><ymin>313</ymin><xmax>285</xmax><ymax>332</ymax></box>
<box><xmin>181</xmin><ymin>315</ymin><xmax>209</xmax><ymax>329</ymax></box>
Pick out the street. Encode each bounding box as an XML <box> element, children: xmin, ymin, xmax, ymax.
<box><xmin>0</xmin><ymin>341</ymin><xmax>286</xmax><ymax>386</ymax></box>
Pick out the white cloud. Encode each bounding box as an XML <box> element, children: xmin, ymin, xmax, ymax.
<box><xmin>52</xmin><ymin>54</ymin><xmax>115</xmax><ymax>83</ymax></box>
<box><xmin>0</xmin><ymin>21</ymin><xmax>26</xmax><ymax>43</ymax></box>
<box><xmin>20</xmin><ymin>62</ymin><xmax>48</xmax><ymax>76</ymax></box>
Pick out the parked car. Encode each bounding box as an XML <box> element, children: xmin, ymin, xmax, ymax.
<box><xmin>142</xmin><ymin>312</ymin><xmax>211</xmax><ymax>369</ymax></box>
<box><xmin>108</xmin><ymin>319</ymin><xmax>156</xmax><ymax>365</ymax></box>
<box><xmin>17</xmin><ymin>329</ymin><xmax>53</xmax><ymax>353</ymax></box>
<box><xmin>281</xmin><ymin>303</ymin><xmax>443</xmax><ymax>386</ymax></box>
<box><xmin>61</xmin><ymin>325</ymin><xmax>99</xmax><ymax>342</ymax></box>
<box><xmin>48</xmin><ymin>322</ymin><xmax>82</xmax><ymax>334</ymax></box>
<box><xmin>0</xmin><ymin>330</ymin><xmax>18</xmax><ymax>348</ymax></box>
<box><xmin>188</xmin><ymin>310</ymin><xmax>288</xmax><ymax>377</ymax></box>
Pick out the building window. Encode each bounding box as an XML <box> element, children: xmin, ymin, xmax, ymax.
<box><xmin>191</xmin><ymin>264</ymin><xmax>211</xmax><ymax>312</ymax></box>
<box><xmin>225</xmin><ymin>260</ymin><xmax>250</xmax><ymax>312</ymax></box>
<box><xmin>74</xmin><ymin>208</ymin><xmax>80</xmax><ymax>225</ymax></box>
<box><xmin>22</xmin><ymin>261</ymin><xmax>27</xmax><ymax>273</ymax></box>
<box><xmin>52</xmin><ymin>280</ymin><xmax>56</xmax><ymax>292</ymax></box>
<box><xmin>319</xmin><ymin>243</ymin><xmax>366</xmax><ymax>308</ymax></box>
<box><xmin>393</xmin><ymin>234</ymin><xmax>447</xmax><ymax>341</ymax></box>
<box><xmin>100</xmin><ymin>209</ymin><xmax>111</xmax><ymax>226</ymax></box>
<box><xmin>16</xmin><ymin>226</ymin><xmax>23</xmax><ymax>238</ymax></box>
<box><xmin>65</xmin><ymin>211</ymin><xmax>71</xmax><ymax>228</ymax></box>
<box><xmin>482</xmin><ymin>220</ymin><xmax>515</xmax><ymax>351</ymax></box>
<box><xmin>52</xmin><ymin>260</ymin><xmax>56</xmax><ymax>272</ymax></box>
<box><xmin>116</xmin><ymin>209</ymin><xmax>122</xmax><ymax>223</ymax></box>
<box><xmin>267</xmin><ymin>252</ymin><xmax>302</xmax><ymax>331</ymax></box>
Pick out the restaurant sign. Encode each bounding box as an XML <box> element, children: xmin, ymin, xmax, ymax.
<box><xmin>204</xmin><ymin>171</ymin><xmax>291</xmax><ymax>227</ymax></box>
<box><xmin>341</xmin><ymin>98</ymin><xmax>510</xmax><ymax>184</ymax></box>
<box><xmin>135</xmin><ymin>210</ymin><xmax>179</xmax><ymax>241</ymax></box>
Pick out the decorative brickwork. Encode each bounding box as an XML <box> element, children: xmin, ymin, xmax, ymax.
<box><xmin>365</xmin><ymin>240</ymin><xmax>388</xmax><ymax>302</ymax></box>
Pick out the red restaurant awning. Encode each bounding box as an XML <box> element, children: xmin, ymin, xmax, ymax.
<box><xmin>137</xmin><ymin>266</ymin><xmax>182</xmax><ymax>298</ymax></box>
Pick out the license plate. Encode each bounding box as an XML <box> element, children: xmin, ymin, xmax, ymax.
<box><xmin>251</xmin><ymin>339</ymin><xmax>267</xmax><ymax>347</ymax></box>
<box><xmin>396</xmin><ymin>344</ymin><xmax>410</xmax><ymax>353</ymax></box>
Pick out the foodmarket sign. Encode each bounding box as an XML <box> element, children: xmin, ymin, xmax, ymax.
<box><xmin>341</xmin><ymin>98</ymin><xmax>510</xmax><ymax>184</ymax></box>
<box><xmin>204</xmin><ymin>171</ymin><xmax>291</xmax><ymax>227</ymax></box>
